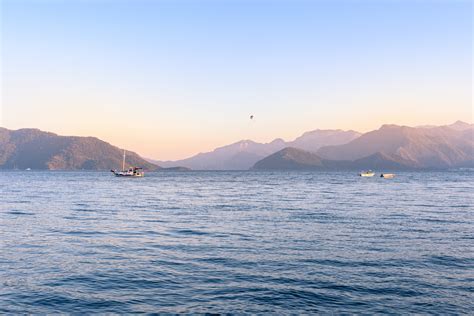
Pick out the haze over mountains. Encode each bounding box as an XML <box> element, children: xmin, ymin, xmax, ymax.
<box><xmin>254</xmin><ymin>121</ymin><xmax>474</xmax><ymax>170</ymax></box>
<box><xmin>316</xmin><ymin>121</ymin><xmax>473</xmax><ymax>168</ymax></box>
<box><xmin>157</xmin><ymin>121</ymin><xmax>473</xmax><ymax>170</ymax></box>
<box><xmin>253</xmin><ymin>148</ymin><xmax>415</xmax><ymax>171</ymax></box>
<box><xmin>0</xmin><ymin>121</ymin><xmax>472</xmax><ymax>171</ymax></box>
<box><xmin>155</xmin><ymin>129</ymin><xmax>361</xmax><ymax>170</ymax></box>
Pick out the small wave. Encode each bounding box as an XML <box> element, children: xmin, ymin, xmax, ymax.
<box><xmin>5</xmin><ymin>210</ymin><xmax>35</xmax><ymax>216</ymax></box>
<box><xmin>72</xmin><ymin>208</ymin><xmax>96</xmax><ymax>212</ymax></box>
<box><xmin>172</xmin><ymin>229</ymin><xmax>210</xmax><ymax>236</ymax></box>
<box><xmin>63</xmin><ymin>230</ymin><xmax>107</xmax><ymax>236</ymax></box>
<box><xmin>426</xmin><ymin>255</ymin><xmax>474</xmax><ymax>269</ymax></box>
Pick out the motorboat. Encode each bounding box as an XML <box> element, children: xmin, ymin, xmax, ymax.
<box><xmin>359</xmin><ymin>170</ymin><xmax>375</xmax><ymax>177</ymax></box>
<box><xmin>381</xmin><ymin>173</ymin><xmax>395</xmax><ymax>179</ymax></box>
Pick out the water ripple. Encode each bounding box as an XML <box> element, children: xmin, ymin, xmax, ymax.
<box><xmin>0</xmin><ymin>170</ymin><xmax>473</xmax><ymax>313</ymax></box>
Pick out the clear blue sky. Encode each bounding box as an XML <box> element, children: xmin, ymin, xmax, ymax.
<box><xmin>1</xmin><ymin>0</ymin><xmax>472</xmax><ymax>159</ymax></box>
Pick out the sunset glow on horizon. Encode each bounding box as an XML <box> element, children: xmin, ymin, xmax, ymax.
<box><xmin>1</xmin><ymin>0</ymin><xmax>472</xmax><ymax>160</ymax></box>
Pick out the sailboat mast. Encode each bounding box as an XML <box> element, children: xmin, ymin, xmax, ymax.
<box><xmin>122</xmin><ymin>149</ymin><xmax>126</xmax><ymax>171</ymax></box>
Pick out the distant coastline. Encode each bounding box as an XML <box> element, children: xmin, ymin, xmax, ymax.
<box><xmin>1</xmin><ymin>121</ymin><xmax>472</xmax><ymax>171</ymax></box>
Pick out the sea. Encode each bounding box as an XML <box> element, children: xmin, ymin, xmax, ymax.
<box><xmin>1</xmin><ymin>171</ymin><xmax>473</xmax><ymax>314</ymax></box>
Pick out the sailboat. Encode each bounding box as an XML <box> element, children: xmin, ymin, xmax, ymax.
<box><xmin>110</xmin><ymin>150</ymin><xmax>144</xmax><ymax>177</ymax></box>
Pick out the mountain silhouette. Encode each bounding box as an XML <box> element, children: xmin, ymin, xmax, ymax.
<box><xmin>0</xmin><ymin>128</ymin><xmax>159</xmax><ymax>170</ymax></box>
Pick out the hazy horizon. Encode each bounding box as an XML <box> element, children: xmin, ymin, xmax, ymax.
<box><xmin>1</xmin><ymin>119</ymin><xmax>471</xmax><ymax>162</ymax></box>
<box><xmin>1</xmin><ymin>0</ymin><xmax>472</xmax><ymax>160</ymax></box>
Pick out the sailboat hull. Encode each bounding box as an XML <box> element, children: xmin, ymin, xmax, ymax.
<box><xmin>111</xmin><ymin>170</ymin><xmax>144</xmax><ymax>177</ymax></box>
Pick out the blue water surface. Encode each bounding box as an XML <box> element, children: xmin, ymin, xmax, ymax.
<box><xmin>1</xmin><ymin>171</ymin><xmax>473</xmax><ymax>313</ymax></box>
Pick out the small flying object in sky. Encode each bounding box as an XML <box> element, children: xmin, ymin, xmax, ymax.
<box><xmin>250</xmin><ymin>115</ymin><xmax>254</xmax><ymax>120</ymax></box>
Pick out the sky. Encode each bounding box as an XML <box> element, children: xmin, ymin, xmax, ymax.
<box><xmin>1</xmin><ymin>0</ymin><xmax>472</xmax><ymax>160</ymax></box>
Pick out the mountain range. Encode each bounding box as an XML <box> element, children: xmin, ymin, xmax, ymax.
<box><xmin>156</xmin><ymin>121</ymin><xmax>473</xmax><ymax>170</ymax></box>
<box><xmin>0</xmin><ymin>128</ymin><xmax>159</xmax><ymax>170</ymax></box>
<box><xmin>316</xmin><ymin>121</ymin><xmax>473</xmax><ymax>169</ymax></box>
<box><xmin>155</xmin><ymin>129</ymin><xmax>361</xmax><ymax>170</ymax></box>
<box><xmin>252</xmin><ymin>148</ymin><xmax>414</xmax><ymax>171</ymax></box>
<box><xmin>0</xmin><ymin>121</ymin><xmax>472</xmax><ymax>171</ymax></box>
<box><xmin>254</xmin><ymin>121</ymin><xmax>473</xmax><ymax>170</ymax></box>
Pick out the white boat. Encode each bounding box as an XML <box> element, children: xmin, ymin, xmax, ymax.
<box><xmin>110</xmin><ymin>150</ymin><xmax>144</xmax><ymax>177</ymax></box>
<box><xmin>359</xmin><ymin>170</ymin><xmax>375</xmax><ymax>177</ymax></box>
<box><xmin>381</xmin><ymin>173</ymin><xmax>395</xmax><ymax>178</ymax></box>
